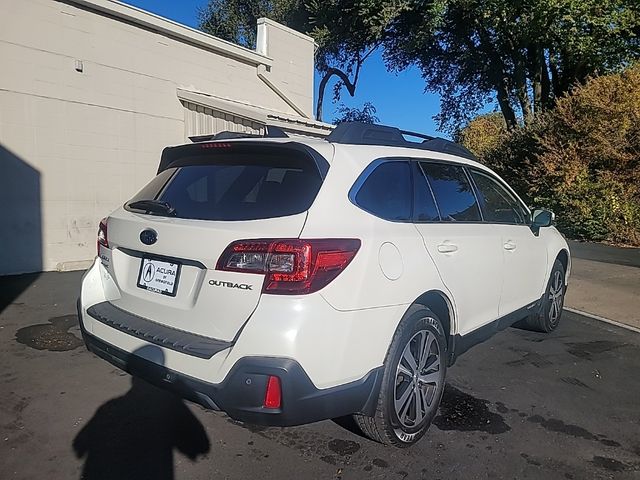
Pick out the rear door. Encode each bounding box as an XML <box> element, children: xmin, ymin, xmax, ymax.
<box><xmin>468</xmin><ymin>168</ymin><xmax>548</xmax><ymax>316</ymax></box>
<box><xmin>413</xmin><ymin>161</ymin><xmax>504</xmax><ymax>336</ymax></box>
<box><xmin>102</xmin><ymin>142</ymin><xmax>327</xmax><ymax>341</ymax></box>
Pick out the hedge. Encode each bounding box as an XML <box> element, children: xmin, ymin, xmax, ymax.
<box><xmin>465</xmin><ymin>65</ymin><xmax>640</xmax><ymax>246</ymax></box>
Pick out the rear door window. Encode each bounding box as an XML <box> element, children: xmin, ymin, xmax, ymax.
<box><xmin>126</xmin><ymin>146</ymin><xmax>323</xmax><ymax>221</ymax></box>
<box><xmin>354</xmin><ymin>161</ymin><xmax>412</xmax><ymax>221</ymax></box>
<box><xmin>420</xmin><ymin>162</ymin><xmax>481</xmax><ymax>222</ymax></box>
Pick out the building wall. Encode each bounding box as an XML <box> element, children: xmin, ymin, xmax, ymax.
<box><xmin>0</xmin><ymin>0</ymin><xmax>316</xmax><ymax>275</ymax></box>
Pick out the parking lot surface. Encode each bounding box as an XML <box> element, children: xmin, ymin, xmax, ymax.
<box><xmin>1</xmin><ymin>271</ymin><xmax>639</xmax><ymax>479</ymax></box>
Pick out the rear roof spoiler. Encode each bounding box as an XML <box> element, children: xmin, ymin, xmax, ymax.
<box><xmin>188</xmin><ymin>125</ymin><xmax>288</xmax><ymax>143</ymax></box>
<box><xmin>158</xmin><ymin>141</ymin><xmax>330</xmax><ymax>178</ymax></box>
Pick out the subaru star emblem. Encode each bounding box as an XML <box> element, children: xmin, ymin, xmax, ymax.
<box><xmin>140</xmin><ymin>229</ymin><xmax>158</xmax><ymax>245</ymax></box>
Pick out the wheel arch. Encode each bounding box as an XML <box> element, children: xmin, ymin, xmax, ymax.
<box><xmin>555</xmin><ymin>248</ymin><xmax>570</xmax><ymax>285</ymax></box>
<box><xmin>410</xmin><ymin>290</ymin><xmax>456</xmax><ymax>364</ymax></box>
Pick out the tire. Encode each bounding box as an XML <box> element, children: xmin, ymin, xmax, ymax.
<box><xmin>519</xmin><ymin>259</ymin><xmax>566</xmax><ymax>333</ymax></box>
<box><xmin>354</xmin><ymin>305</ymin><xmax>447</xmax><ymax>447</ymax></box>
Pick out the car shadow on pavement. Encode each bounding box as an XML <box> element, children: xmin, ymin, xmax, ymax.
<box><xmin>73</xmin><ymin>346</ymin><xmax>210</xmax><ymax>480</ymax></box>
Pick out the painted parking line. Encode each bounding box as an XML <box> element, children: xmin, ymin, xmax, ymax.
<box><xmin>564</xmin><ymin>307</ymin><xmax>640</xmax><ymax>334</ymax></box>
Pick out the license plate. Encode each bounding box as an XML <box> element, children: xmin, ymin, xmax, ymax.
<box><xmin>137</xmin><ymin>258</ymin><xmax>181</xmax><ymax>297</ymax></box>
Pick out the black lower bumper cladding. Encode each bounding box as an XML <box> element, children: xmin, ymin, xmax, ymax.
<box><xmin>78</xmin><ymin>300</ymin><xmax>383</xmax><ymax>426</ymax></box>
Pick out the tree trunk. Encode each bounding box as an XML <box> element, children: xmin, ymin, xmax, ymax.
<box><xmin>529</xmin><ymin>47</ymin><xmax>542</xmax><ymax>114</ymax></box>
<box><xmin>514</xmin><ymin>56</ymin><xmax>533</xmax><ymax>124</ymax></box>
<box><xmin>532</xmin><ymin>76</ymin><xmax>542</xmax><ymax>115</ymax></box>
<box><xmin>529</xmin><ymin>46</ymin><xmax>552</xmax><ymax>114</ymax></box>
<box><xmin>316</xmin><ymin>67</ymin><xmax>357</xmax><ymax>122</ymax></box>
<box><xmin>495</xmin><ymin>81</ymin><xmax>518</xmax><ymax>131</ymax></box>
<box><xmin>474</xmin><ymin>22</ymin><xmax>518</xmax><ymax>130</ymax></box>
<box><xmin>539</xmin><ymin>48</ymin><xmax>552</xmax><ymax>110</ymax></box>
<box><xmin>549</xmin><ymin>51</ymin><xmax>562</xmax><ymax>99</ymax></box>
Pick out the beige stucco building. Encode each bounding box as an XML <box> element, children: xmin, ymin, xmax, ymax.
<box><xmin>0</xmin><ymin>0</ymin><xmax>331</xmax><ymax>275</ymax></box>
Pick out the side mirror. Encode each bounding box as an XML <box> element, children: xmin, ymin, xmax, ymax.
<box><xmin>531</xmin><ymin>208</ymin><xmax>554</xmax><ymax>235</ymax></box>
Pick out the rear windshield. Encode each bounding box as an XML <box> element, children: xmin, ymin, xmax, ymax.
<box><xmin>126</xmin><ymin>145</ymin><xmax>324</xmax><ymax>221</ymax></box>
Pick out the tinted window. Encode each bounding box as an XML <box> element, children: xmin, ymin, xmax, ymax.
<box><xmin>127</xmin><ymin>168</ymin><xmax>175</xmax><ymax>204</ymax></box>
<box><xmin>470</xmin><ymin>170</ymin><xmax>527</xmax><ymax>224</ymax></box>
<box><xmin>420</xmin><ymin>163</ymin><xmax>481</xmax><ymax>222</ymax></box>
<box><xmin>413</xmin><ymin>163</ymin><xmax>440</xmax><ymax>221</ymax></box>
<box><xmin>126</xmin><ymin>154</ymin><xmax>322</xmax><ymax>221</ymax></box>
<box><xmin>355</xmin><ymin>161</ymin><xmax>412</xmax><ymax>221</ymax></box>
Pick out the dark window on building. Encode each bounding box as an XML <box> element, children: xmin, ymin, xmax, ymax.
<box><xmin>470</xmin><ymin>170</ymin><xmax>528</xmax><ymax>224</ymax></box>
<box><xmin>413</xmin><ymin>162</ymin><xmax>440</xmax><ymax>221</ymax></box>
<box><xmin>420</xmin><ymin>162</ymin><xmax>481</xmax><ymax>222</ymax></box>
<box><xmin>355</xmin><ymin>161</ymin><xmax>412</xmax><ymax>221</ymax></box>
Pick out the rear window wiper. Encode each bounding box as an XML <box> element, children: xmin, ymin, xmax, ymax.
<box><xmin>127</xmin><ymin>199</ymin><xmax>176</xmax><ymax>216</ymax></box>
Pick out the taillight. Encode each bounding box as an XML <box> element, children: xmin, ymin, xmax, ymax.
<box><xmin>97</xmin><ymin>218</ymin><xmax>108</xmax><ymax>253</ymax></box>
<box><xmin>216</xmin><ymin>239</ymin><xmax>361</xmax><ymax>295</ymax></box>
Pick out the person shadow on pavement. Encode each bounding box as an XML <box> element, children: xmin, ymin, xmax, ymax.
<box><xmin>73</xmin><ymin>346</ymin><xmax>210</xmax><ymax>480</ymax></box>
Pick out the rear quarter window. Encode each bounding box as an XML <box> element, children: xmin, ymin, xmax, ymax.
<box><xmin>353</xmin><ymin>161</ymin><xmax>412</xmax><ymax>221</ymax></box>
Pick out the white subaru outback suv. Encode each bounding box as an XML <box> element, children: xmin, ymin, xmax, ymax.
<box><xmin>78</xmin><ymin>122</ymin><xmax>570</xmax><ymax>447</ymax></box>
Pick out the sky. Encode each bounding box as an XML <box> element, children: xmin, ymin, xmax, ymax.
<box><xmin>121</xmin><ymin>0</ymin><xmax>452</xmax><ymax>137</ymax></box>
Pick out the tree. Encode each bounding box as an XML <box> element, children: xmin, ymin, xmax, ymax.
<box><xmin>333</xmin><ymin>102</ymin><xmax>380</xmax><ymax>124</ymax></box>
<box><xmin>454</xmin><ymin>112</ymin><xmax>507</xmax><ymax>158</ymax></box>
<box><xmin>482</xmin><ymin>64</ymin><xmax>640</xmax><ymax>245</ymax></box>
<box><xmin>199</xmin><ymin>1</ymin><xmax>640</xmax><ymax>130</ymax></box>
<box><xmin>385</xmin><ymin>0</ymin><xmax>640</xmax><ymax>133</ymax></box>
<box><xmin>198</xmin><ymin>0</ymin><xmax>405</xmax><ymax>122</ymax></box>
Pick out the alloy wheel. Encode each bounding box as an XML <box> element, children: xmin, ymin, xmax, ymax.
<box><xmin>548</xmin><ymin>270</ymin><xmax>564</xmax><ymax>326</ymax></box>
<box><xmin>393</xmin><ymin>328</ymin><xmax>441</xmax><ymax>428</ymax></box>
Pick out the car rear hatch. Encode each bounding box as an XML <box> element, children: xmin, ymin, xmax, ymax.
<box><xmin>102</xmin><ymin>141</ymin><xmax>329</xmax><ymax>342</ymax></box>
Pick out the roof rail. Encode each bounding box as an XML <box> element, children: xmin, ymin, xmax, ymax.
<box><xmin>188</xmin><ymin>124</ymin><xmax>288</xmax><ymax>143</ymax></box>
<box><xmin>326</xmin><ymin>122</ymin><xmax>476</xmax><ymax>160</ymax></box>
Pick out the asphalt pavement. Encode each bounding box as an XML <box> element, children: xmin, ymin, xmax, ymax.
<box><xmin>568</xmin><ymin>240</ymin><xmax>640</xmax><ymax>268</ymax></box>
<box><xmin>565</xmin><ymin>241</ymin><xmax>640</xmax><ymax>329</ymax></box>
<box><xmin>1</xmin><ymin>271</ymin><xmax>639</xmax><ymax>480</ymax></box>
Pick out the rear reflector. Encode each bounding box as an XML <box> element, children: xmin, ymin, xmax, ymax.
<box><xmin>263</xmin><ymin>375</ymin><xmax>282</xmax><ymax>409</ymax></box>
<box><xmin>216</xmin><ymin>239</ymin><xmax>361</xmax><ymax>295</ymax></box>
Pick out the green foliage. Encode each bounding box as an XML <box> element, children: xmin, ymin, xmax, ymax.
<box><xmin>333</xmin><ymin>102</ymin><xmax>379</xmax><ymax>124</ymax></box>
<box><xmin>385</xmin><ymin>0</ymin><xmax>640</xmax><ymax>133</ymax></box>
<box><xmin>198</xmin><ymin>0</ymin><xmax>300</xmax><ymax>48</ymax></box>
<box><xmin>198</xmin><ymin>1</ymin><xmax>406</xmax><ymax>120</ymax></box>
<box><xmin>454</xmin><ymin>113</ymin><xmax>507</xmax><ymax>158</ymax></box>
<box><xmin>481</xmin><ymin>65</ymin><xmax>640</xmax><ymax>245</ymax></box>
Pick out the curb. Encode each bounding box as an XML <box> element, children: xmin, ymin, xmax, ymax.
<box><xmin>564</xmin><ymin>307</ymin><xmax>640</xmax><ymax>334</ymax></box>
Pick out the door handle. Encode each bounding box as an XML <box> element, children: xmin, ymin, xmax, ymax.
<box><xmin>503</xmin><ymin>241</ymin><xmax>517</xmax><ymax>251</ymax></box>
<box><xmin>437</xmin><ymin>243</ymin><xmax>459</xmax><ymax>254</ymax></box>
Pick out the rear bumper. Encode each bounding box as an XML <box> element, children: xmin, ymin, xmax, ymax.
<box><xmin>79</xmin><ymin>300</ymin><xmax>383</xmax><ymax>426</ymax></box>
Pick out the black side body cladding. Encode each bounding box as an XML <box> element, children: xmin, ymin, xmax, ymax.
<box><xmin>450</xmin><ymin>298</ymin><xmax>542</xmax><ymax>363</ymax></box>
